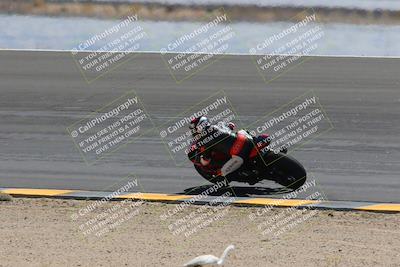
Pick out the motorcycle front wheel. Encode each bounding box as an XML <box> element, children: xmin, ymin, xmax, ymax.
<box><xmin>194</xmin><ymin>164</ymin><xmax>228</xmax><ymax>184</ymax></box>
<box><xmin>259</xmin><ymin>152</ymin><xmax>307</xmax><ymax>190</ymax></box>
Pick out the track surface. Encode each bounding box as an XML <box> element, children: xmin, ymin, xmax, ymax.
<box><xmin>0</xmin><ymin>50</ymin><xmax>399</xmax><ymax>202</ymax></box>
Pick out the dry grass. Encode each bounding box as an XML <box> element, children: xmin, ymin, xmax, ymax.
<box><xmin>0</xmin><ymin>192</ymin><xmax>12</xmax><ymax>201</ymax></box>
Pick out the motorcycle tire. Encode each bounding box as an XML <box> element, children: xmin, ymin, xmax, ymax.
<box><xmin>259</xmin><ymin>152</ymin><xmax>307</xmax><ymax>190</ymax></box>
<box><xmin>194</xmin><ymin>164</ymin><xmax>228</xmax><ymax>184</ymax></box>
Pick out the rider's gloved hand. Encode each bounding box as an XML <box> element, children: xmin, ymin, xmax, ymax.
<box><xmin>215</xmin><ymin>169</ymin><xmax>223</xmax><ymax>177</ymax></box>
<box><xmin>200</xmin><ymin>155</ymin><xmax>211</xmax><ymax>166</ymax></box>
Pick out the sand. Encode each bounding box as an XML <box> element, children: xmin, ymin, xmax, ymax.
<box><xmin>0</xmin><ymin>198</ymin><xmax>399</xmax><ymax>267</ymax></box>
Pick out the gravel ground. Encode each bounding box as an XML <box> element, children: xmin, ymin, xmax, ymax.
<box><xmin>0</xmin><ymin>197</ymin><xmax>399</xmax><ymax>267</ymax></box>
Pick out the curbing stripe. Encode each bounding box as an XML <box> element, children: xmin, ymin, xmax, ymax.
<box><xmin>1</xmin><ymin>187</ymin><xmax>399</xmax><ymax>213</ymax></box>
<box><xmin>1</xmin><ymin>188</ymin><xmax>75</xmax><ymax>196</ymax></box>
<box><xmin>356</xmin><ymin>204</ymin><xmax>400</xmax><ymax>212</ymax></box>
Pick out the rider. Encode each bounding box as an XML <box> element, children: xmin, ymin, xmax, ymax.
<box><xmin>188</xmin><ymin>116</ymin><xmax>254</xmax><ymax>178</ymax></box>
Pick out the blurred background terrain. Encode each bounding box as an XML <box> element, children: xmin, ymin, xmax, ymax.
<box><xmin>0</xmin><ymin>0</ymin><xmax>400</xmax><ymax>56</ymax></box>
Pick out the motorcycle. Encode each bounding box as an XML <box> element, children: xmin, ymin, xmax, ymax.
<box><xmin>189</xmin><ymin>131</ymin><xmax>307</xmax><ymax>190</ymax></box>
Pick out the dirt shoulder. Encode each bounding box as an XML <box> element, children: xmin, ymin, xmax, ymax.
<box><xmin>1</xmin><ymin>1</ymin><xmax>399</xmax><ymax>24</ymax></box>
<box><xmin>0</xmin><ymin>197</ymin><xmax>399</xmax><ymax>267</ymax></box>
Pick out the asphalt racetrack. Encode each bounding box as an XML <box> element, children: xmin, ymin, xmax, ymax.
<box><xmin>0</xmin><ymin>50</ymin><xmax>399</xmax><ymax>203</ymax></box>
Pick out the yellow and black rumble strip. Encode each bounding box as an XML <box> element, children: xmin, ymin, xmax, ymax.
<box><xmin>1</xmin><ymin>187</ymin><xmax>399</xmax><ymax>213</ymax></box>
